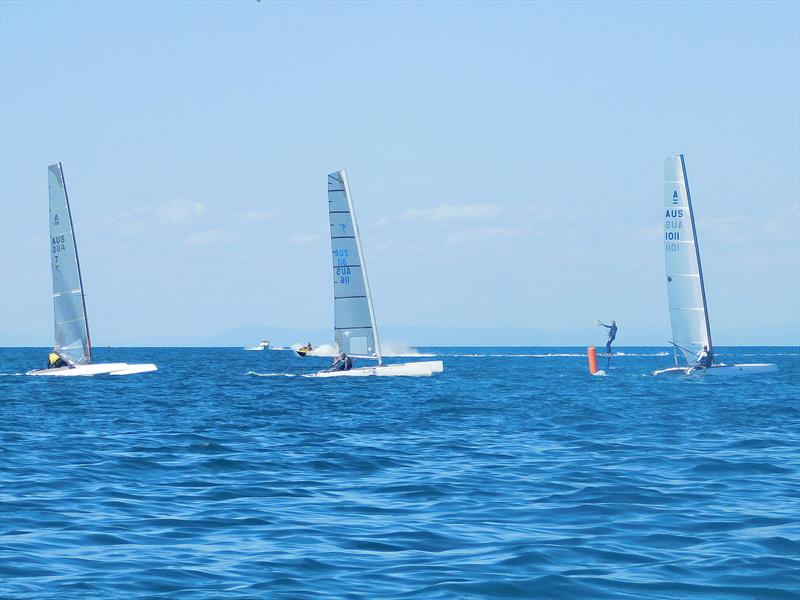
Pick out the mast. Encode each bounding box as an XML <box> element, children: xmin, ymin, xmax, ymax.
<box><xmin>340</xmin><ymin>170</ymin><xmax>382</xmax><ymax>365</ymax></box>
<box><xmin>679</xmin><ymin>154</ymin><xmax>712</xmax><ymax>353</ymax></box>
<box><xmin>58</xmin><ymin>163</ymin><xmax>93</xmax><ymax>362</ymax></box>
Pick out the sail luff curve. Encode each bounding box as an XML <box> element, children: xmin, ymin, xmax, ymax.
<box><xmin>663</xmin><ymin>154</ymin><xmax>711</xmax><ymax>366</ymax></box>
<box><xmin>679</xmin><ymin>155</ymin><xmax>713</xmax><ymax>352</ymax></box>
<box><xmin>49</xmin><ymin>163</ymin><xmax>92</xmax><ymax>364</ymax></box>
<box><xmin>327</xmin><ymin>170</ymin><xmax>382</xmax><ymax>363</ymax></box>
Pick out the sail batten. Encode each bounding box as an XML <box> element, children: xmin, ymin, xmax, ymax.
<box><xmin>328</xmin><ymin>170</ymin><xmax>382</xmax><ymax>363</ymax></box>
<box><xmin>49</xmin><ymin>163</ymin><xmax>92</xmax><ymax>365</ymax></box>
<box><xmin>662</xmin><ymin>155</ymin><xmax>711</xmax><ymax>366</ymax></box>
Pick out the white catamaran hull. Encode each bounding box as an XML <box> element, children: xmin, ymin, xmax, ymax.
<box><xmin>317</xmin><ymin>170</ymin><xmax>443</xmax><ymax>379</ymax></box>
<box><xmin>34</xmin><ymin>164</ymin><xmax>159</xmax><ymax>378</ymax></box>
<box><xmin>308</xmin><ymin>360</ymin><xmax>443</xmax><ymax>378</ymax></box>
<box><xmin>652</xmin><ymin>363</ymin><xmax>778</xmax><ymax>377</ymax></box>
<box><xmin>27</xmin><ymin>363</ymin><xmax>158</xmax><ymax>377</ymax></box>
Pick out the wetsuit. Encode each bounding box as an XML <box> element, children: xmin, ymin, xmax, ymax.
<box><xmin>600</xmin><ymin>322</ymin><xmax>617</xmax><ymax>354</ymax></box>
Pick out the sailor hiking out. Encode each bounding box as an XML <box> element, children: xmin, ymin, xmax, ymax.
<box><xmin>47</xmin><ymin>351</ymin><xmax>71</xmax><ymax>369</ymax></box>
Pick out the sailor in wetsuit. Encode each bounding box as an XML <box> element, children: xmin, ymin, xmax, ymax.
<box><xmin>694</xmin><ymin>345</ymin><xmax>713</xmax><ymax>370</ymax></box>
<box><xmin>328</xmin><ymin>352</ymin><xmax>353</xmax><ymax>372</ymax></box>
<box><xmin>47</xmin><ymin>351</ymin><xmax>69</xmax><ymax>369</ymax></box>
<box><xmin>598</xmin><ymin>320</ymin><xmax>618</xmax><ymax>355</ymax></box>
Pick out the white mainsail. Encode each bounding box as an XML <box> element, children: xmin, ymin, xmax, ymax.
<box><xmin>663</xmin><ymin>154</ymin><xmax>712</xmax><ymax>366</ymax></box>
<box><xmin>49</xmin><ymin>163</ymin><xmax>92</xmax><ymax>365</ymax></box>
<box><xmin>327</xmin><ymin>170</ymin><xmax>382</xmax><ymax>363</ymax></box>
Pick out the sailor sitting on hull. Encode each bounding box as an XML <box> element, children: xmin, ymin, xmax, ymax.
<box><xmin>47</xmin><ymin>351</ymin><xmax>72</xmax><ymax>369</ymax></box>
<box><xmin>694</xmin><ymin>345</ymin><xmax>714</xmax><ymax>370</ymax></box>
<box><xmin>328</xmin><ymin>352</ymin><xmax>353</xmax><ymax>372</ymax></box>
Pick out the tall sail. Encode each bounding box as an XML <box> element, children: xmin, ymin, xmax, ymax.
<box><xmin>327</xmin><ymin>170</ymin><xmax>382</xmax><ymax>363</ymax></box>
<box><xmin>49</xmin><ymin>163</ymin><xmax>92</xmax><ymax>364</ymax></box>
<box><xmin>663</xmin><ymin>155</ymin><xmax>712</xmax><ymax>365</ymax></box>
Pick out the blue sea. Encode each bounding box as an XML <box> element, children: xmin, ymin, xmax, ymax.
<box><xmin>1</xmin><ymin>346</ymin><xmax>798</xmax><ymax>599</ymax></box>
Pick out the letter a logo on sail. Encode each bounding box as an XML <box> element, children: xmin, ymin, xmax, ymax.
<box><xmin>53</xmin><ymin>214</ymin><xmax>59</xmax><ymax>225</ymax></box>
<box><xmin>672</xmin><ymin>190</ymin><xmax>679</xmax><ymax>205</ymax></box>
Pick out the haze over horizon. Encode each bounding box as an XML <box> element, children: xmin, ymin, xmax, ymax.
<box><xmin>1</xmin><ymin>1</ymin><xmax>798</xmax><ymax>348</ymax></box>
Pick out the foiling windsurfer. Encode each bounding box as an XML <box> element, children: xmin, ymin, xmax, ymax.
<box><xmin>598</xmin><ymin>320</ymin><xmax>618</xmax><ymax>355</ymax></box>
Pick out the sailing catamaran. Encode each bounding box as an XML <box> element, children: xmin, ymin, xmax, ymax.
<box><xmin>653</xmin><ymin>155</ymin><xmax>777</xmax><ymax>377</ymax></box>
<box><xmin>26</xmin><ymin>164</ymin><xmax>157</xmax><ymax>377</ymax></box>
<box><xmin>310</xmin><ymin>170</ymin><xmax>443</xmax><ymax>377</ymax></box>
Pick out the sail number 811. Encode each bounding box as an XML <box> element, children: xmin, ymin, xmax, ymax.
<box><xmin>334</xmin><ymin>248</ymin><xmax>351</xmax><ymax>283</ymax></box>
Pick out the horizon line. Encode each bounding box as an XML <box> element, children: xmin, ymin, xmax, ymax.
<box><xmin>2</xmin><ymin>344</ymin><xmax>799</xmax><ymax>349</ymax></box>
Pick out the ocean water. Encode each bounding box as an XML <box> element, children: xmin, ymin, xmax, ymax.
<box><xmin>1</xmin><ymin>346</ymin><xmax>798</xmax><ymax>599</ymax></box>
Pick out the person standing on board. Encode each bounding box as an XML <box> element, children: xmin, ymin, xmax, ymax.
<box><xmin>694</xmin><ymin>345</ymin><xmax>713</xmax><ymax>370</ymax></box>
<box><xmin>598</xmin><ymin>320</ymin><xmax>618</xmax><ymax>356</ymax></box>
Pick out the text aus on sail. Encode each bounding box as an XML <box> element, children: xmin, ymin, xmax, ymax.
<box><xmin>664</xmin><ymin>208</ymin><xmax>687</xmax><ymax>252</ymax></box>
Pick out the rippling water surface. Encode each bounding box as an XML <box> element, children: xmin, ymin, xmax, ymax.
<box><xmin>1</xmin><ymin>346</ymin><xmax>798</xmax><ymax>598</ymax></box>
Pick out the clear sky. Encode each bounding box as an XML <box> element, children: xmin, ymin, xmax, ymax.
<box><xmin>1</xmin><ymin>0</ymin><xmax>798</xmax><ymax>347</ymax></box>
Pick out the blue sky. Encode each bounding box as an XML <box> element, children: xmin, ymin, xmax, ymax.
<box><xmin>1</xmin><ymin>0</ymin><xmax>798</xmax><ymax>347</ymax></box>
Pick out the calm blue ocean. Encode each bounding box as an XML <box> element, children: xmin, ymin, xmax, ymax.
<box><xmin>1</xmin><ymin>346</ymin><xmax>798</xmax><ymax>599</ymax></box>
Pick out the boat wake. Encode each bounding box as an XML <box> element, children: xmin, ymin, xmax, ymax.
<box><xmin>290</xmin><ymin>342</ymin><xmax>435</xmax><ymax>358</ymax></box>
<box><xmin>379</xmin><ymin>342</ymin><xmax>435</xmax><ymax>357</ymax></box>
<box><xmin>245</xmin><ymin>371</ymin><xmax>300</xmax><ymax>377</ymax></box>
<box><xmin>443</xmin><ymin>352</ymin><xmax>671</xmax><ymax>358</ymax></box>
<box><xmin>291</xmin><ymin>343</ymin><xmax>338</xmax><ymax>357</ymax></box>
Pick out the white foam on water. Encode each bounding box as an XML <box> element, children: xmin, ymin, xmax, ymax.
<box><xmin>289</xmin><ymin>343</ymin><xmax>337</xmax><ymax>356</ymax></box>
<box><xmin>444</xmin><ymin>352</ymin><xmax>672</xmax><ymax>358</ymax></box>
<box><xmin>380</xmin><ymin>341</ymin><xmax>436</xmax><ymax>357</ymax></box>
<box><xmin>290</xmin><ymin>341</ymin><xmax>435</xmax><ymax>358</ymax></box>
<box><xmin>445</xmin><ymin>352</ymin><xmax>585</xmax><ymax>358</ymax></box>
<box><xmin>304</xmin><ymin>343</ymin><xmax>338</xmax><ymax>357</ymax></box>
<box><xmin>732</xmin><ymin>353</ymin><xmax>799</xmax><ymax>357</ymax></box>
<box><xmin>245</xmin><ymin>371</ymin><xmax>300</xmax><ymax>377</ymax></box>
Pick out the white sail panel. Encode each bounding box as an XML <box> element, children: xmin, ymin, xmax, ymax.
<box><xmin>49</xmin><ymin>163</ymin><xmax>92</xmax><ymax>365</ymax></box>
<box><xmin>663</xmin><ymin>155</ymin><xmax>711</xmax><ymax>365</ymax></box>
<box><xmin>328</xmin><ymin>170</ymin><xmax>381</xmax><ymax>360</ymax></box>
